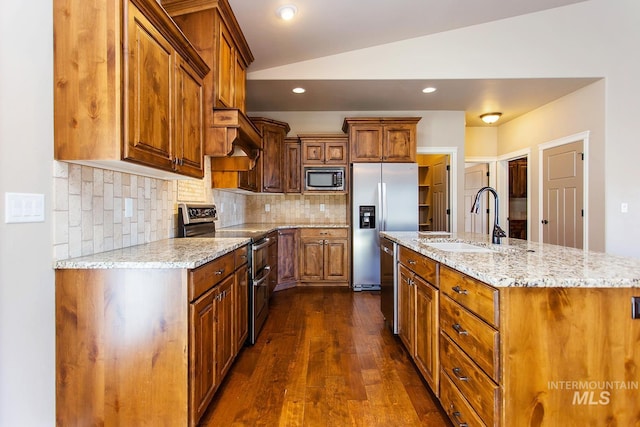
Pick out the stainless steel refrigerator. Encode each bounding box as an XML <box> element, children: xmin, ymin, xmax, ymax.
<box><xmin>351</xmin><ymin>163</ymin><xmax>418</xmax><ymax>291</ymax></box>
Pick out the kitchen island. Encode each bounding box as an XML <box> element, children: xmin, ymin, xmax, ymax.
<box><xmin>382</xmin><ymin>231</ymin><xmax>640</xmax><ymax>427</ymax></box>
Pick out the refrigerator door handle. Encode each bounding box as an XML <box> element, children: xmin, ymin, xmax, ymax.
<box><xmin>381</xmin><ymin>182</ymin><xmax>388</xmax><ymax>231</ymax></box>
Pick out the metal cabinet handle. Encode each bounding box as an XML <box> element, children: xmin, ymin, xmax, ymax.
<box><xmin>408</xmin><ymin>259</ymin><xmax>417</xmax><ymax>265</ymax></box>
<box><xmin>452</xmin><ymin>285</ymin><xmax>468</xmax><ymax>295</ymax></box>
<box><xmin>252</xmin><ymin>237</ymin><xmax>271</xmax><ymax>251</ymax></box>
<box><xmin>452</xmin><ymin>367</ymin><xmax>469</xmax><ymax>382</ymax></box>
<box><xmin>452</xmin><ymin>411</ymin><xmax>468</xmax><ymax>427</ymax></box>
<box><xmin>452</xmin><ymin>323</ymin><xmax>469</xmax><ymax>335</ymax></box>
<box><xmin>215</xmin><ymin>268</ymin><xmax>225</xmax><ymax>276</ymax></box>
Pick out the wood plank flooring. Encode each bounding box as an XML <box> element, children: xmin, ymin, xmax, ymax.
<box><xmin>200</xmin><ymin>287</ymin><xmax>451</xmax><ymax>426</ymax></box>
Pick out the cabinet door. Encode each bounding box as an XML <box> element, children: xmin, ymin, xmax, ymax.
<box><xmin>302</xmin><ymin>141</ymin><xmax>325</xmax><ymax>164</ymax></box>
<box><xmin>267</xmin><ymin>232</ymin><xmax>279</xmax><ymax>293</ymax></box>
<box><xmin>235</xmin><ymin>263</ymin><xmax>248</xmax><ymax>351</ymax></box>
<box><xmin>414</xmin><ymin>275</ymin><xmax>439</xmax><ymax>394</ymax></box>
<box><xmin>324</xmin><ymin>141</ymin><xmax>348</xmax><ymax>164</ymax></box>
<box><xmin>216</xmin><ymin>20</ymin><xmax>234</xmax><ymax>108</ymax></box>
<box><xmin>278</xmin><ymin>229</ymin><xmax>298</xmax><ymax>286</ymax></box>
<box><xmin>174</xmin><ymin>57</ymin><xmax>204</xmax><ymax>178</ymax></box>
<box><xmin>216</xmin><ymin>275</ymin><xmax>235</xmax><ymax>381</ymax></box>
<box><xmin>323</xmin><ymin>238</ymin><xmax>349</xmax><ymax>281</ymax></box>
<box><xmin>125</xmin><ymin>2</ymin><xmax>174</xmax><ymax>170</ymax></box>
<box><xmin>190</xmin><ymin>287</ymin><xmax>217</xmax><ymax>423</ymax></box>
<box><xmin>234</xmin><ymin>54</ymin><xmax>246</xmax><ymax>111</ymax></box>
<box><xmin>262</xmin><ymin>126</ymin><xmax>284</xmax><ymax>193</ymax></box>
<box><xmin>383</xmin><ymin>124</ymin><xmax>415</xmax><ymax>162</ymax></box>
<box><xmin>350</xmin><ymin>125</ymin><xmax>383</xmax><ymax>162</ymax></box>
<box><xmin>284</xmin><ymin>141</ymin><xmax>301</xmax><ymax>193</ymax></box>
<box><xmin>299</xmin><ymin>238</ymin><xmax>324</xmax><ymax>280</ymax></box>
<box><xmin>398</xmin><ymin>264</ymin><xmax>415</xmax><ymax>353</ymax></box>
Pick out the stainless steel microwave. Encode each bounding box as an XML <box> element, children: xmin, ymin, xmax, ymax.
<box><xmin>304</xmin><ymin>167</ymin><xmax>345</xmax><ymax>191</ymax></box>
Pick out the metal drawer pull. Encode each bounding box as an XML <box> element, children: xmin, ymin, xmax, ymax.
<box><xmin>452</xmin><ymin>323</ymin><xmax>469</xmax><ymax>335</ymax></box>
<box><xmin>408</xmin><ymin>259</ymin><xmax>417</xmax><ymax>265</ymax></box>
<box><xmin>452</xmin><ymin>367</ymin><xmax>469</xmax><ymax>382</ymax></box>
<box><xmin>452</xmin><ymin>411</ymin><xmax>468</xmax><ymax>427</ymax></box>
<box><xmin>215</xmin><ymin>268</ymin><xmax>225</xmax><ymax>275</ymax></box>
<box><xmin>452</xmin><ymin>285</ymin><xmax>468</xmax><ymax>295</ymax></box>
<box><xmin>252</xmin><ymin>237</ymin><xmax>271</xmax><ymax>251</ymax></box>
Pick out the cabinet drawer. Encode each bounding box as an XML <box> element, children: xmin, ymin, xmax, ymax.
<box><xmin>440</xmin><ymin>371</ymin><xmax>487</xmax><ymax>427</ymax></box>
<box><xmin>189</xmin><ymin>251</ymin><xmax>235</xmax><ymax>301</ymax></box>
<box><xmin>440</xmin><ymin>333</ymin><xmax>499</xmax><ymax>427</ymax></box>
<box><xmin>235</xmin><ymin>245</ymin><xmax>249</xmax><ymax>267</ymax></box>
<box><xmin>440</xmin><ymin>265</ymin><xmax>498</xmax><ymax>327</ymax></box>
<box><xmin>299</xmin><ymin>228</ymin><xmax>348</xmax><ymax>239</ymax></box>
<box><xmin>398</xmin><ymin>246</ymin><xmax>437</xmax><ymax>284</ymax></box>
<box><xmin>440</xmin><ymin>295</ymin><xmax>499</xmax><ymax>382</ymax></box>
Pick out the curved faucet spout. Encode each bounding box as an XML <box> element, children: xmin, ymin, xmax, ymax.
<box><xmin>471</xmin><ymin>186</ymin><xmax>506</xmax><ymax>244</ymax></box>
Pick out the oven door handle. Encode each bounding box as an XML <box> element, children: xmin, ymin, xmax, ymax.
<box><xmin>252</xmin><ymin>237</ymin><xmax>271</xmax><ymax>252</ymax></box>
<box><xmin>253</xmin><ymin>265</ymin><xmax>271</xmax><ymax>287</ymax></box>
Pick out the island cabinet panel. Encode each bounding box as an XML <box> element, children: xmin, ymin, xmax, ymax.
<box><xmin>54</xmin><ymin>0</ymin><xmax>209</xmax><ymax>179</ymax></box>
<box><xmin>56</xmin><ymin>268</ymin><xmax>189</xmax><ymax>426</ymax></box>
<box><xmin>397</xmin><ymin>246</ymin><xmax>440</xmax><ymax>394</ymax></box>
<box><xmin>500</xmin><ymin>287</ymin><xmax>640</xmax><ymax>426</ymax></box>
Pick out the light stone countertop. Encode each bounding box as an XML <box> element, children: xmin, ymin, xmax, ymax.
<box><xmin>54</xmin><ymin>223</ymin><xmax>349</xmax><ymax>270</ymax></box>
<box><xmin>54</xmin><ymin>237</ymin><xmax>251</xmax><ymax>270</ymax></box>
<box><xmin>381</xmin><ymin>231</ymin><xmax>640</xmax><ymax>288</ymax></box>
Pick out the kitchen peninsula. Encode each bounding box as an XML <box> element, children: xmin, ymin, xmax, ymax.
<box><xmin>382</xmin><ymin>231</ymin><xmax>640</xmax><ymax>426</ymax></box>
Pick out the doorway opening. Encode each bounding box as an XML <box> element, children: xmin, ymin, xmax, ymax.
<box><xmin>507</xmin><ymin>157</ymin><xmax>528</xmax><ymax>240</ymax></box>
<box><xmin>464</xmin><ymin>162</ymin><xmax>490</xmax><ymax>235</ymax></box>
<box><xmin>417</xmin><ymin>154</ymin><xmax>451</xmax><ymax>232</ymax></box>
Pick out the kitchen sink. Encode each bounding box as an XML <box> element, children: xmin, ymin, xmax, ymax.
<box><xmin>422</xmin><ymin>241</ymin><xmax>496</xmax><ymax>253</ymax></box>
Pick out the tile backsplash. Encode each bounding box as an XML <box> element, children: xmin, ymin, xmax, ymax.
<box><xmin>53</xmin><ymin>161</ymin><xmax>177</xmax><ymax>260</ymax></box>
<box><xmin>54</xmin><ymin>159</ymin><xmax>349</xmax><ymax>260</ymax></box>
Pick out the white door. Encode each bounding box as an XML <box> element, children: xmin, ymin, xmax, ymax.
<box><xmin>431</xmin><ymin>156</ymin><xmax>450</xmax><ymax>232</ymax></box>
<box><xmin>464</xmin><ymin>163</ymin><xmax>489</xmax><ymax>235</ymax></box>
<box><xmin>542</xmin><ymin>141</ymin><xmax>584</xmax><ymax>249</ymax></box>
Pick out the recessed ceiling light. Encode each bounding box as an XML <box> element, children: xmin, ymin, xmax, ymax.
<box><xmin>422</xmin><ymin>87</ymin><xmax>437</xmax><ymax>94</ymax></box>
<box><xmin>292</xmin><ymin>87</ymin><xmax>305</xmax><ymax>94</ymax></box>
<box><xmin>277</xmin><ymin>5</ymin><xmax>297</xmax><ymax>21</ymax></box>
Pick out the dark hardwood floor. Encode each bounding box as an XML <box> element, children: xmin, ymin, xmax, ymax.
<box><xmin>200</xmin><ymin>287</ymin><xmax>451</xmax><ymax>426</ymax></box>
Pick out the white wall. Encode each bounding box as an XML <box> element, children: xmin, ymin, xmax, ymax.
<box><xmin>0</xmin><ymin>0</ymin><xmax>55</xmax><ymax>425</ymax></box>
<box><xmin>250</xmin><ymin>0</ymin><xmax>640</xmax><ymax>257</ymax></box>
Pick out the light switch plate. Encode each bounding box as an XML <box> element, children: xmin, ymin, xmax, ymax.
<box><xmin>5</xmin><ymin>192</ymin><xmax>45</xmax><ymax>223</ymax></box>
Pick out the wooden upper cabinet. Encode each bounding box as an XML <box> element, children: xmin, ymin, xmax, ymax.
<box><xmin>54</xmin><ymin>0</ymin><xmax>209</xmax><ymax>179</ymax></box>
<box><xmin>299</xmin><ymin>134</ymin><xmax>348</xmax><ymax>165</ymax></box>
<box><xmin>238</xmin><ymin>117</ymin><xmax>290</xmax><ymax>193</ymax></box>
<box><xmin>284</xmin><ymin>137</ymin><xmax>302</xmax><ymax>193</ymax></box>
<box><xmin>342</xmin><ymin>118</ymin><xmax>421</xmax><ymax>163</ymax></box>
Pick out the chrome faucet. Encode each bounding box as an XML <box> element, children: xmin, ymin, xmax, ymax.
<box><xmin>471</xmin><ymin>186</ymin><xmax>507</xmax><ymax>244</ymax></box>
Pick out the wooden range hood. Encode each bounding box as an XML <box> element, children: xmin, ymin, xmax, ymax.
<box><xmin>209</xmin><ymin>108</ymin><xmax>262</xmax><ymax>171</ymax></box>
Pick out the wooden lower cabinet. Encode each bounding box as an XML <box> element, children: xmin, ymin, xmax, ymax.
<box><xmin>396</xmin><ymin>247</ymin><xmax>640</xmax><ymax>427</ymax></box>
<box><xmin>55</xmin><ymin>245</ymin><xmax>250</xmax><ymax>427</ymax></box>
<box><xmin>299</xmin><ymin>228</ymin><xmax>349</xmax><ymax>286</ymax></box>
<box><xmin>277</xmin><ymin>228</ymin><xmax>299</xmax><ymax>290</ymax></box>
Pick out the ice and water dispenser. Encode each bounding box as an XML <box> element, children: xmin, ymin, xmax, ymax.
<box><xmin>359</xmin><ymin>205</ymin><xmax>376</xmax><ymax>229</ymax></box>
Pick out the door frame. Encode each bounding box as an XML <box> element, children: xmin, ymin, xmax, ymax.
<box><xmin>417</xmin><ymin>147</ymin><xmax>458</xmax><ymax>233</ymax></box>
<box><xmin>497</xmin><ymin>149</ymin><xmax>531</xmax><ymax>240</ymax></box>
<box><xmin>537</xmin><ymin>131</ymin><xmax>590</xmax><ymax>250</ymax></box>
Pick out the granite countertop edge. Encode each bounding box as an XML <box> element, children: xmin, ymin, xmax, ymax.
<box><xmin>381</xmin><ymin>231</ymin><xmax>640</xmax><ymax>289</ymax></box>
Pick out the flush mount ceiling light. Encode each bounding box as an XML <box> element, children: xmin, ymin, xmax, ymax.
<box><xmin>277</xmin><ymin>5</ymin><xmax>297</xmax><ymax>21</ymax></box>
<box><xmin>292</xmin><ymin>87</ymin><xmax>306</xmax><ymax>94</ymax></box>
<box><xmin>480</xmin><ymin>112</ymin><xmax>502</xmax><ymax>124</ymax></box>
<box><xmin>422</xmin><ymin>87</ymin><xmax>437</xmax><ymax>94</ymax></box>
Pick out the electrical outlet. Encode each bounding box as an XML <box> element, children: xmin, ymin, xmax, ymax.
<box><xmin>265</xmin><ymin>203</ymin><xmax>270</xmax><ymax>212</ymax></box>
<box><xmin>219</xmin><ymin>203</ymin><xmax>224</xmax><ymax>213</ymax></box>
<box><xmin>621</xmin><ymin>202</ymin><xmax>629</xmax><ymax>213</ymax></box>
<box><xmin>320</xmin><ymin>203</ymin><xmax>325</xmax><ymax>212</ymax></box>
<box><xmin>233</xmin><ymin>203</ymin><xmax>237</xmax><ymax>213</ymax></box>
<box><xmin>124</xmin><ymin>198</ymin><xmax>133</xmax><ymax>218</ymax></box>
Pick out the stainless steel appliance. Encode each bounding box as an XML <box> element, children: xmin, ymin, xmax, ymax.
<box><xmin>304</xmin><ymin>166</ymin><xmax>345</xmax><ymax>191</ymax></box>
<box><xmin>177</xmin><ymin>203</ymin><xmax>271</xmax><ymax>345</ymax></box>
<box><xmin>351</xmin><ymin>163</ymin><xmax>418</xmax><ymax>291</ymax></box>
<box><xmin>380</xmin><ymin>237</ymin><xmax>398</xmax><ymax>333</ymax></box>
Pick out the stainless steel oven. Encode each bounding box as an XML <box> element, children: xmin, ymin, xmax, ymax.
<box><xmin>249</xmin><ymin>236</ymin><xmax>273</xmax><ymax>344</ymax></box>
